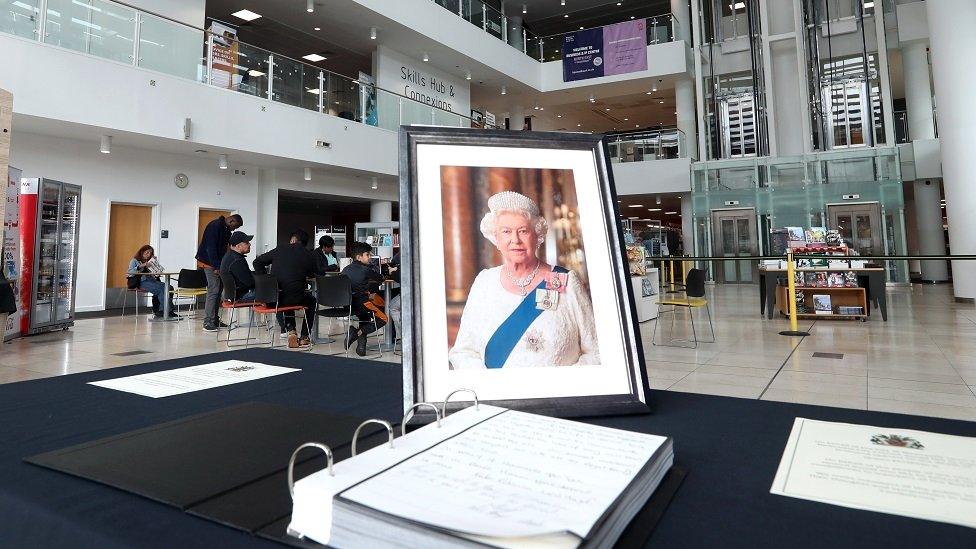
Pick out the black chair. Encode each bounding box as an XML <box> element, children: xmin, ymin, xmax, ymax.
<box><xmin>315</xmin><ymin>274</ymin><xmax>380</xmax><ymax>357</ymax></box>
<box><xmin>218</xmin><ymin>271</ymin><xmax>257</xmax><ymax>347</ymax></box>
<box><xmin>251</xmin><ymin>274</ymin><xmax>309</xmax><ymax>350</ymax></box>
<box><xmin>652</xmin><ymin>268</ymin><xmax>715</xmax><ymax>348</ymax></box>
<box><xmin>174</xmin><ymin>268</ymin><xmax>208</xmax><ymax>318</ymax></box>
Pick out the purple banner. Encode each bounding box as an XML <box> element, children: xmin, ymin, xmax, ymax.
<box><xmin>603</xmin><ymin>20</ymin><xmax>648</xmax><ymax>76</ymax></box>
<box><xmin>562</xmin><ymin>19</ymin><xmax>647</xmax><ymax>82</ymax></box>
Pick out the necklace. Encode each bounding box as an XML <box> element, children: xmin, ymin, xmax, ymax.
<box><xmin>505</xmin><ymin>262</ymin><xmax>541</xmax><ymax>296</ymax></box>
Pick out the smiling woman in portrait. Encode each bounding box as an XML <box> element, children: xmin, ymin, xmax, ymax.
<box><xmin>448</xmin><ymin>191</ymin><xmax>600</xmax><ymax>369</ymax></box>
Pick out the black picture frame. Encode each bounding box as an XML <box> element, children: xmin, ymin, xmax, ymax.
<box><xmin>399</xmin><ymin>126</ymin><xmax>651</xmax><ymax>419</ymax></box>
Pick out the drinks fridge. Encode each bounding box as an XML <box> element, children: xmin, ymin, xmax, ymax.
<box><xmin>19</xmin><ymin>178</ymin><xmax>81</xmax><ymax>335</ymax></box>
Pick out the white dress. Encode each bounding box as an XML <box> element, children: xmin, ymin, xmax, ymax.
<box><xmin>449</xmin><ymin>266</ymin><xmax>600</xmax><ymax>369</ymax></box>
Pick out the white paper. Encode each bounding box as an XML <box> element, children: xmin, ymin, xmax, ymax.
<box><xmin>340</xmin><ymin>410</ymin><xmax>667</xmax><ymax>539</ymax></box>
<box><xmin>771</xmin><ymin>418</ymin><xmax>976</xmax><ymax>529</ymax></box>
<box><xmin>88</xmin><ymin>360</ymin><xmax>300</xmax><ymax>398</ymax></box>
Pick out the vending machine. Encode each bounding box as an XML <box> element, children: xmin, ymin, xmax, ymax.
<box><xmin>19</xmin><ymin>178</ymin><xmax>81</xmax><ymax>335</ymax></box>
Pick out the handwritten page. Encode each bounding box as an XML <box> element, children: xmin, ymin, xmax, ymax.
<box><xmin>340</xmin><ymin>410</ymin><xmax>667</xmax><ymax>538</ymax></box>
<box><xmin>771</xmin><ymin>418</ymin><xmax>976</xmax><ymax>529</ymax></box>
<box><xmin>88</xmin><ymin>360</ymin><xmax>299</xmax><ymax>398</ymax></box>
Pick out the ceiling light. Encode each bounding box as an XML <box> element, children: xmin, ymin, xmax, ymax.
<box><xmin>864</xmin><ymin>1</ymin><xmax>874</xmax><ymax>7</ymax></box>
<box><xmin>564</xmin><ymin>14</ymin><xmax>569</xmax><ymax>18</ymax></box>
<box><xmin>561</xmin><ymin>0</ymin><xmax>566</xmax><ymax>5</ymax></box>
<box><xmin>557</xmin><ymin>114</ymin><xmax>562</xmax><ymax>118</ymax></box>
<box><xmin>647</xmin><ymin>208</ymin><xmax>661</xmax><ymax>212</ymax></box>
<box><xmin>577</xmin><ymin>123</ymin><xmax>582</xmax><ymax>127</ymax></box>
<box><xmin>656</xmin><ymin>196</ymin><xmax>662</xmax><ymax>204</ymax></box>
<box><xmin>579</xmin><ymin>26</ymin><xmax>584</xmax><ymax>30</ymax></box>
<box><xmin>371</xmin><ymin>177</ymin><xmax>378</xmax><ymax>190</ymax></box>
<box><xmin>523</xmin><ymin>4</ymin><xmax>527</xmax><ymax>13</ymax></box>
<box><xmin>303</xmin><ymin>53</ymin><xmax>327</xmax><ymax>62</ymax></box>
<box><xmin>306</xmin><ymin>0</ymin><xmax>314</xmax><ymax>13</ymax></box>
<box><xmin>665</xmin><ymin>211</ymin><xmax>678</xmax><ymax>215</ymax></box>
<box><xmin>605</xmin><ymin>108</ymin><xmax>610</xmax><ymax>111</ymax></box>
<box><xmin>314</xmin><ymin>27</ymin><xmax>320</xmax><ymax>31</ymax></box>
<box><xmin>423</xmin><ymin>52</ymin><xmax>429</xmax><ymax>62</ymax></box>
<box><xmin>635</xmin><ymin>124</ymin><xmax>640</xmax><ymax>127</ymax></box>
<box><xmin>589</xmin><ymin>94</ymin><xmax>595</xmax><ymax>103</ymax></box>
<box><xmin>501</xmin><ymin>86</ymin><xmax>507</xmax><ymax>95</ymax></box>
<box><xmin>617</xmin><ymin>2</ymin><xmax>622</xmax><ymax>4</ymax></box>
<box><xmin>539</xmin><ymin>106</ymin><xmax>544</xmax><ymax>111</ymax></box>
<box><xmin>730</xmin><ymin>2</ymin><xmax>745</xmax><ymax>9</ymax></box>
<box><xmin>465</xmin><ymin>70</ymin><xmax>471</xmax><ymax>80</ymax></box>
<box><xmin>659</xmin><ymin>100</ymin><xmax>664</xmax><ymax>104</ymax></box>
<box><xmin>624</xmin><ymin>118</ymin><xmax>629</xmax><ymax>121</ymax></box>
<box><xmin>100</xmin><ymin>135</ymin><xmax>111</xmax><ymax>154</ymax></box>
<box><xmin>627</xmin><ymin>204</ymin><xmax>643</xmax><ymax>208</ymax></box>
<box><xmin>646</xmin><ymin>91</ymin><xmax>653</xmax><ymax>95</ymax></box>
<box><xmin>304</xmin><ymin>168</ymin><xmax>312</xmax><ymax>181</ymax></box>
<box><xmin>630</xmin><ymin>16</ymin><xmax>635</xmax><ymax>19</ymax></box>
<box><xmin>370</xmin><ymin>27</ymin><xmax>376</xmax><ymax>40</ymax></box>
<box><xmin>218</xmin><ymin>154</ymin><xmax>228</xmax><ymax>170</ymax></box>
<box><xmin>231</xmin><ymin>9</ymin><xmax>261</xmax><ymax>21</ymax></box>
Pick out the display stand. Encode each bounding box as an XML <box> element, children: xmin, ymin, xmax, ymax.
<box><xmin>354</xmin><ymin>222</ymin><xmax>399</xmax><ymax>259</ymax></box>
<box><xmin>775</xmin><ymin>284</ymin><xmax>868</xmax><ymax>321</ymax></box>
<box><xmin>632</xmin><ymin>268</ymin><xmax>659</xmax><ymax>322</ymax></box>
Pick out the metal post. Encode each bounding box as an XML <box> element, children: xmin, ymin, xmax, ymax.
<box><xmin>317</xmin><ymin>71</ymin><xmax>325</xmax><ymax>113</ymax></box>
<box><xmin>267</xmin><ymin>54</ymin><xmax>274</xmax><ymax>99</ymax></box>
<box><xmin>483</xmin><ymin>4</ymin><xmax>487</xmax><ymax>32</ymax></box>
<box><xmin>131</xmin><ymin>13</ymin><xmax>142</xmax><ymax>67</ymax></box>
<box><xmin>36</xmin><ymin>0</ymin><xmax>48</xmax><ymax>42</ymax></box>
<box><xmin>539</xmin><ymin>37</ymin><xmax>545</xmax><ymax>61</ymax></box>
<box><xmin>779</xmin><ymin>251</ymin><xmax>810</xmax><ymax>337</ymax></box>
<box><xmin>459</xmin><ymin>0</ymin><xmax>464</xmax><ymax>17</ymax></box>
<box><xmin>206</xmin><ymin>33</ymin><xmax>213</xmax><ymax>85</ymax></box>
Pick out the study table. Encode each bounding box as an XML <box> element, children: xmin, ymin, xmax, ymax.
<box><xmin>1</xmin><ymin>350</ymin><xmax>973</xmax><ymax>548</ymax></box>
<box><xmin>124</xmin><ymin>271</ymin><xmax>184</xmax><ymax>322</ymax></box>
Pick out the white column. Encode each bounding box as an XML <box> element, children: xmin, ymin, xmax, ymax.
<box><xmin>680</xmin><ymin>193</ymin><xmax>694</xmax><ymax>255</ymax></box>
<box><xmin>510</xmin><ymin>105</ymin><xmax>525</xmax><ymax>130</ymax></box>
<box><xmin>675</xmin><ymin>78</ymin><xmax>698</xmax><ymax>159</ymax></box>
<box><xmin>903</xmin><ymin>39</ymin><xmax>947</xmax><ymax>282</ymax></box>
<box><xmin>926</xmin><ymin>0</ymin><xmax>976</xmax><ymax>300</ymax></box>
<box><xmin>370</xmin><ymin>200</ymin><xmax>392</xmax><ymax>222</ymax></box>
<box><xmin>670</xmin><ymin>0</ymin><xmax>691</xmax><ymax>42</ymax></box>
<box><xmin>902</xmin><ymin>41</ymin><xmax>935</xmax><ymax>140</ymax></box>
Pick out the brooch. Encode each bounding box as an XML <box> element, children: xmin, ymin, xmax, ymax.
<box><xmin>524</xmin><ymin>329</ymin><xmax>545</xmax><ymax>353</ymax></box>
<box><xmin>535</xmin><ymin>289</ymin><xmax>559</xmax><ymax>311</ymax></box>
<box><xmin>546</xmin><ymin>272</ymin><xmax>569</xmax><ymax>293</ymax></box>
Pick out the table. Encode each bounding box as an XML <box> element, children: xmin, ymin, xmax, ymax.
<box><xmin>2</xmin><ymin>350</ymin><xmax>973</xmax><ymax>548</ymax></box>
<box><xmin>759</xmin><ymin>266</ymin><xmax>888</xmax><ymax>321</ymax></box>
<box><xmin>127</xmin><ymin>271</ymin><xmax>184</xmax><ymax>322</ymax></box>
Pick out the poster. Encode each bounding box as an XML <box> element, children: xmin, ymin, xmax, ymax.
<box><xmin>208</xmin><ymin>20</ymin><xmax>240</xmax><ymax>90</ymax></box>
<box><xmin>3</xmin><ymin>167</ymin><xmax>21</xmax><ymax>340</ymax></box>
<box><xmin>562</xmin><ymin>20</ymin><xmax>648</xmax><ymax>82</ymax></box>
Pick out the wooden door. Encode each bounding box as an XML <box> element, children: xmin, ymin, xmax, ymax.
<box><xmin>197</xmin><ymin>208</ymin><xmax>231</xmax><ymax>267</ymax></box>
<box><xmin>106</xmin><ymin>204</ymin><xmax>152</xmax><ymax>288</ymax></box>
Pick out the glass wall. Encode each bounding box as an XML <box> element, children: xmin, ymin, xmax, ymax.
<box><xmin>0</xmin><ymin>0</ymin><xmax>40</xmax><ymax>39</ymax></box>
<box><xmin>44</xmin><ymin>0</ymin><xmax>136</xmax><ymax>64</ymax></box>
<box><xmin>692</xmin><ymin>146</ymin><xmax>908</xmax><ymax>282</ymax></box>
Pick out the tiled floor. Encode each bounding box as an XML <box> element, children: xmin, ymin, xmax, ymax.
<box><xmin>2</xmin><ymin>283</ymin><xmax>975</xmax><ymax>421</ymax></box>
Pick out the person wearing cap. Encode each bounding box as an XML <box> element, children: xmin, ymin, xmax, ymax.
<box><xmin>220</xmin><ymin>231</ymin><xmax>256</xmax><ymax>302</ymax></box>
<box><xmin>449</xmin><ymin>191</ymin><xmax>599</xmax><ymax>369</ymax></box>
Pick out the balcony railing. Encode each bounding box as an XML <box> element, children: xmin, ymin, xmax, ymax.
<box><xmin>429</xmin><ymin>1</ymin><xmax>676</xmax><ymax>62</ymax></box>
<box><xmin>607</xmin><ymin>128</ymin><xmax>687</xmax><ymax>162</ymax></box>
<box><xmin>1</xmin><ymin>0</ymin><xmax>492</xmax><ymax>131</ymax></box>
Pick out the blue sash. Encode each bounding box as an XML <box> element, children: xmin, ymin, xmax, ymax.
<box><xmin>484</xmin><ymin>266</ymin><xmax>568</xmax><ymax>369</ymax></box>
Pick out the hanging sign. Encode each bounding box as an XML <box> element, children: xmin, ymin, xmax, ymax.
<box><xmin>563</xmin><ymin>19</ymin><xmax>648</xmax><ymax>82</ymax></box>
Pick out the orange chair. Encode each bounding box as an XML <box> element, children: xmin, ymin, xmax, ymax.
<box><xmin>251</xmin><ymin>274</ymin><xmax>310</xmax><ymax>350</ymax></box>
<box><xmin>218</xmin><ymin>271</ymin><xmax>259</xmax><ymax>347</ymax></box>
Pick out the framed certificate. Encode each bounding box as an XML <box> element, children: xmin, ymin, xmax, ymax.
<box><xmin>399</xmin><ymin>127</ymin><xmax>650</xmax><ymax>418</ymax></box>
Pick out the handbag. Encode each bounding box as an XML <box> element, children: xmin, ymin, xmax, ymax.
<box><xmin>127</xmin><ymin>274</ymin><xmax>142</xmax><ymax>290</ymax></box>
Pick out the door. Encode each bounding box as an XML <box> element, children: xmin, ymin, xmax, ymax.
<box><xmin>719</xmin><ymin>92</ymin><xmax>757</xmax><ymax>158</ymax></box>
<box><xmin>32</xmin><ymin>181</ymin><xmax>62</xmax><ymax>327</ymax></box>
<box><xmin>54</xmin><ymin>184</ymin><xmax>81</xmax><ymax>322</ymax></box>
<box><xmin>197</xmin><ymin>208</ymin><xmax>231</xmax><ymax>267</ymax></box>
<box><xmin>822</xmin><ymin>79</ymin><xmax>871</xmax><ymax>149</ymax></box>
<box><xmin>827</xmin><ymin>203</ymin><xmax>883</xmax><ymax>257</ymax></box>
<box><xmin>106</xmin><ymin>204</ymin><xmax>152</xmax><ymax>290</ymax></box>
<box><xmin>711</xmin><ymin>209</ymin><xmax>758</xmax><ymax>284</ymax></box>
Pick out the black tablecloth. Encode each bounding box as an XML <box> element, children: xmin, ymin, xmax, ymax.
<box><xmin>0</xmin><ymin>349</ymin><xmax>973</xmax><ymax>548</ymax></box>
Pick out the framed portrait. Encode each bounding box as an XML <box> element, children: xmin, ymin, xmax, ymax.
<box><xmin>399</xmin><ymin>127</ymin><xmax>650</xmax><ymax>418</ymax></box>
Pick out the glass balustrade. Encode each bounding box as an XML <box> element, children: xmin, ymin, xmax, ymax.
<box><xmin>4</xmin><ymin>0</ymin><xmax>490</xmax><ymax>133</ymax></box>
<box><xmin>607</xmin><ymin>128</ymin><xmax>687</xmax><ymax>162</ymax></box>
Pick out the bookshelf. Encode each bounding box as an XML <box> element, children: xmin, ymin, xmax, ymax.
<box><xmin>354</xmin><ymin>222</ymin><xmax>400</xmax><ymax>259</ymax></box>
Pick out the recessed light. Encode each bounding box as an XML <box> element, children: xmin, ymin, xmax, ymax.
<box><xmin>665</xmin><ymin>211</ymin><xmax>678</xmax><ymax>215</ymax></box>
<box><xmin>557</xmin><ymin>114</ymin><xmax>562</xmax><ymax>118</ymax></box>
<box><xmin>647</xmin><ymin>208</ymin><xmax>661</xmax><ymax>211</ymax></box>
<box><xmin>577</xmin><ymin>123</ymin><xmax>581</xmax><ymax>127</ymax></box>
<box><xmin>605</xmin><ymin>108</ymin><xmax>610</xmax><ymax>111</ymax></box>
<box><xmin>501</xmin><ymin>85</ymin><xmax>507</xmax><ymax>95</ymax></box>
<box><xmin>314</xmin><ymin>27</ymin><xmax>321</xmax><ymax>31</ymax></box>
<box><xmin>630</xmin><ymin>15</ymin><xmax>635</xmax><ymax>19</ymax></box>
<box><xmin>659</xmin><ymin>100</ymin><xmax>664</xmax><ymax>104</ymax></box>
<box><xmin>579</xmin><ymin>26</ymin><xmax>584</xmax><ymax>30</ymax></box>
<box><xmin>306</xmin><ymin>88</ymin><xmax>321</xmax><ymax>94</ymax></box>
<box><xmin>231</xmin><ymin>9</ymin><xmax>261</xmax><ymax>21</ymax></box>
<box><xmin>303</xmin><ymin>53</ymin><xmax>327</xmax><ymax>62</ymax></box>
<box><xmin>523</xmin><ymin>4</ymin><xmax>527</xmax><ymax>13</ymax></box>
<box><xmin>564</xmin><ymin>14</ymin><xmax>569</xmax><ymax>18</ymax></box>
<box><xmin>423</xmin><ymin>52</ymin><xmax>429</xmax><ymax>62</ymax></box>
<box><xmin>306</xmin><ymin>0</ymin><xmax>314</xmax><ymax>13</ymax></box>
<box><xmin>248</xmin><ymin>69</ymin><xmax>265</xmax><ymax>77</ymax></box>
<box><xmin>624</xmin><ymin>118</ymin><xmax>629</xmax><ymax>121</ymax></box>
<box><xmin>370</xmin><ymin>27</ymin><xmax>376</xmax><ymax>39</ymax></box>
<box><xmin>561</xmin><ymin>0</ymin><xmax>566</xmax><ymax>5</ymax></box>
<box><xmin>627</xmin><ymin>204</ymin><xmax>643</xmax><ymax>208</ymax></box>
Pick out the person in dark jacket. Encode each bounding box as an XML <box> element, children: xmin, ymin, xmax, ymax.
<box><xmin>219</xmin><ymin>232</ymin><xmax>256</xmax><ymax>301</ymax></box>
<box><xmin>253</xmin><ymin>229</ymin><xmax>323</xmax><ymax>348</ymax></box>
<box><xmin>195</xmin><ymin>214</ymin><xmax>243</xmax><ymax>332</ymax></box>
<box><xmin>341</xmin><ymin>241</ymin><xmax>386</xmax><ymax>356</ymax></box>
<box><xmin>316</xmin><ymin>235</ymin><xmax>340</xmax><ymax>273</ymax></box>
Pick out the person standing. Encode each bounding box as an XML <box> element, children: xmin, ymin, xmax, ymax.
<box><xmin>253</xmin><ymin>229</ymin><xmax>323</xmax><ymax>348</ymax></box>
<box><xmin>196</xmin><ymin>213</ymin><xmax>243</xmax><ymax>332</ymax></box>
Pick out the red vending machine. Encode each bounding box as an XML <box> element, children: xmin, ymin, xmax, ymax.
<box><xmin>19</xmin><ymin>178</ymin><xmax>81</xmax><ymax>335</ymax></box>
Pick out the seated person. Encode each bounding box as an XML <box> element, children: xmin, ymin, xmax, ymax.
<box><xmin>316</xmin><ymin>235</ymin><xmax>340</xmax><ymax>273</ymax></box>
<box><xmin>127</xmin><ymin>245</ymin><xmax>178</xmax><ymax>319</ymax></box>
<box><xmin>253</xmin><ymin>229</ymin><xmax>324</xmax><ymax>349</ymax></box>
<box><xmin>341</xmin><ymin>241</ymin><xmax>387</xmax><ymax>356</ymax></box>
<box><xmin>219</xmin><ymin>232</ymin><xmax>256</xmax><ymax>301</ymax></box>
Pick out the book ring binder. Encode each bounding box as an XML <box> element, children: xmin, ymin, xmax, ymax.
<box><xmin>351</xmin><ymin>419</ymin><xmax>394</xmax><ymax>457</ymax></box>
<box><xmin>402</xmin><ymin>402</ymin><xmax>442</xmax><ymax>436</ymax></box>
<box><xmin>442</xmin><ymin>388</ymin><xmax>480</xmax><ymax>418</ymax></box>
<box><xmin>288</xmin><ymin>442</ymin><xmax>334</xmax><ymax>498</ymax></box>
